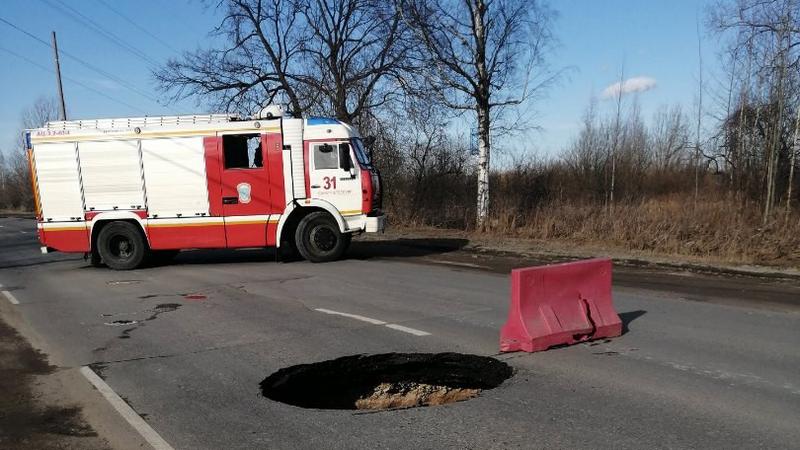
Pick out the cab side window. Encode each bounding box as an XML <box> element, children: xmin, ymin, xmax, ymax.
<box><xmin>223</xmin><ymin>134</ymin><xmax>262</xmax><ymax>169</ymax></box>
<box><xmin>313</xmin><ymin>143</ymin><xmax>339</xmax><ymax>170</ymax></box>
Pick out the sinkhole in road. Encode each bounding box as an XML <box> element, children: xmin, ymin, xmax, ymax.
<box><xmin>260</xmin><ymin>353</ymin><xmax>513</xmax><ymax>410</ymax></box>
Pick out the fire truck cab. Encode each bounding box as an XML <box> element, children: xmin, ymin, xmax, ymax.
<box><xmin>26</xmin><ymin>106</ymin><xmax>385</xmax><ymax>270</ymax></box>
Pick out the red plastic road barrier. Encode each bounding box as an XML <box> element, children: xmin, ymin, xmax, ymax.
<box><xmin>500</xmin><ymin>258</ymin><xmax>622</xmax><ymax>353</ymax></box>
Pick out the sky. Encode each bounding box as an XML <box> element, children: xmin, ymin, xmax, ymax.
<box><xmin>0</xmin><ymin>0</ymin><xmax>721</xmax><ymax>159</ymax></box>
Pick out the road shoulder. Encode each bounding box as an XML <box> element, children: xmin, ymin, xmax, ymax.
<box><xmin>0</xmin><ymin>299</ymin><xmax>150</xmax><ymax>450</ymax></box>
<box><xmin>351</xmin><ymin>227</ymin><xmax>800</xmax><ymax>311</ymax></box>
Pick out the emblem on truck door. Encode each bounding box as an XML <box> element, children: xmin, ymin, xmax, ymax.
<box><xmin>237</xmin><ymin>183</ymin><xmax>252</xmax><ymax>204</ymax></box>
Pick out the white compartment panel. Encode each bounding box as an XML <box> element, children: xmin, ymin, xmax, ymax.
<box><xmin>283</xmin><ymin>118</ymin><xmax>305</xmax><ymax>198</ymax></box>
<box><xmin>141</xmin><ymin>137</ymin><xmax>209</xmax><ymax>217</ymax></box>
<box><xmin>78</xmin><ymin>140</ymin><xmax>145</xmax><ymax>210</ymax></box>
<box><xmin>33</xmin><ymin>142</ymin><xmax>85</xmax><ymax>221</ymax></box>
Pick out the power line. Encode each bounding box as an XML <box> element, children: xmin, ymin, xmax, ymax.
<box><xmin>47</xmin><ymin>0</ymin><xmax>160</xmax><ymax>66</ymax></box>
<box><xmin>0</xmin><ymin>16</ymin><xmax>176</xmax><ymax>112</ymax></box>
<box><xmin>0</xmin><ymin>46</ymin><xmax>148</xmax><ymax>114</ymax></box>
<box><xmin>94</xmin><ymin>0</ymin><xmax>181</xmax><ymax>54</ymax></box>
<box><xmin>39</xmin><ymin>0</ymin><xmax>160</xmax><ymax>67</ymax></box>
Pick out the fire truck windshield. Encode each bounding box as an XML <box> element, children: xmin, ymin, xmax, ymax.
<box><xmin>352</xmin><ymin>138</ymin><xmax>372</xmax><ymax>167</ymax></box>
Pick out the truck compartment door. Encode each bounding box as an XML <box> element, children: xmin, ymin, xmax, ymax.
<box><xmin>218</xmin><ymin>133</ymin><xmax>271</xmax><ymax>248</ymax></box>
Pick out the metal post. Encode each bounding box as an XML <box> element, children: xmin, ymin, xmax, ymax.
<box><xmin>51</xmin><ymin>31</ymin><xmax>67</xmax><ymax>121</ymax></box>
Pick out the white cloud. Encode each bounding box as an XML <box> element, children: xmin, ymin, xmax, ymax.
<box><xmin>601</xmin><ymin>76</ymin><xmax>657</xmax><ymax>99</ymax></box>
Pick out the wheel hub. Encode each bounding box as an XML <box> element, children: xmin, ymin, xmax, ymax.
<box><xmin>111</xmin><ymin>236</ymin><xmax>134</xmax><ymax>260</ymax></box>
<box><xmin>310</xmin><ymin>226</ymin><xmax>337</xmax><ymax>252</ymax></box>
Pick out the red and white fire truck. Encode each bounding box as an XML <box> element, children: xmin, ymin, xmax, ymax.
<box><xmin>25</xmin><ymin>106</ymin><xmax>385</xmax><ymax>270</ymax></box>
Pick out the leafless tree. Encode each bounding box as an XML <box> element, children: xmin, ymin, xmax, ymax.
<box><xmin>296</xmin><ymin>1</ymin><xmax>412</xmax><ymax>123</ymax></box>
<box><xmin>710</xmin><ymin>0</ymin><xmax>800</xmax><ymax>222</ymax></box>
<box><xmin>650</xmin><ymin>105</ymin><xmax>691</xmax><ymax>172</ymax></box>
<box><xmin>562</xmin><ymin>97</ymin><xmax>606</xmax><ymax>200</ymax></box>
<box><xmin>0</xmin><ymin>97</ymin><xmax>59</xmax><ymax>210</ymax></box>
<box><xmin>156</xmin><ymin>0</ymin><xmax>306</xmax><ymax>114</ymax></box>
<box><xmin>155</xmin><ymin>0</ymin><xmax>410</xmax><ymax>123</ymax></box>
<box><xmin>694</xmin><ymin>16</ymin><xmax>704</xmax><ymax>206</ymax></box>
<box><xmin>399</xmin><ymin>0</ymin><xmax>558</xmax><ymax>229</ymax></box>
<box><xmin>609</xmin><ymin>65</ymin><xmax>625</xmax><ymax>208</ymax></box>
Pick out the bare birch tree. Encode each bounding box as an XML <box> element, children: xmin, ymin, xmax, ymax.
<box><xmin>399</xmin><ymin>0</ymin><xmax>557</xmax><ymax>229</ymax></box>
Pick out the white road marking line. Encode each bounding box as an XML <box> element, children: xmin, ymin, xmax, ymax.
<box><xmin>384</xmin><ymin>323</ymin><xmax>432</xmax><ymax>336</ymax></box>
<box><xmin>2</xmin><ymin>290</ymin><xmax>20</xmax><ymax>305</ymax></box>
<box><xmin>314</xmin><ymin>308</ymin><xmax>387</xmax><ymax>325</ymax></box>
<box><xmin>314</xmin><ymin>308</ymin><xmax>431</xmax><ymax>336</ymax></box>
<box><xmin>426</xmin><ymin>259</ymin><xmax>490</xmax><ymax>269</ymax></box>
<box><xmin>80</xmin><ymin>367</ymin><xmax>175</xmax><ymax>450</ymax></box>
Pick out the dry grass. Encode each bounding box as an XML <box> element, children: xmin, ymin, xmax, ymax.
<box><xmin>480</xmin><ymin>195</ymin><xmax>800</xmax><ymax>267</ymax></box>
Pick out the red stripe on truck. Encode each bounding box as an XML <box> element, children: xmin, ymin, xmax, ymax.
<box><xmin>147</xmin><ymin>224</ymin><xmax>225</xmax><ymax>250</ymax></box>
<box><xmin>204</xmin><ymin>137</ymin><xmax>223</xmax><ymax>217</ymax></box>
<box><xmin>267</xmin><ymin>221</ymin><xmax>279</xmax><ymax>246</ymax></box>
<box><xmin>40</xmin><ymin>227</ymin><xmax>90</xmax><ymax>252</ymax></box>
<box><xmin>265</xmin><ymin>132</ymin><xmax>285</xmax><ymax>212</ymax></box>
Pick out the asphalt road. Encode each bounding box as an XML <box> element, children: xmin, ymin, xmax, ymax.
<box><xmin>1</xmin><ymin>216</ymin><xmax>799</xmax><ymax>449</ymax></box>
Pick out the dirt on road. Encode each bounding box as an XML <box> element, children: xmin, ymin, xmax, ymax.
<box><xmin>0</xmin><ymin>316</ymin><xmax>109</xmax><ymax>450</ymax></box>
<box><xmin>356</xmin><ymin>382</ymin><xmax>480</xmax><ymax>410</ymax></box>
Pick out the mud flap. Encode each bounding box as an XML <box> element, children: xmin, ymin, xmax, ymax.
<box><xmin>500</xmin><ymin>258</ymin><xmax>623</xmax><ymax>353</ymax></box>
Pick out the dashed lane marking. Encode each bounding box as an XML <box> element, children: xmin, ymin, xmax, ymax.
<box><xmin>425</xmin><ymin>259</ymin><xmax>491</xmax><ymax>270</ymax></box>
<box><xmin>80</xmin><ymin>367</ymin><xmax>175</xmax><ymax>450</ymax></box>
<box><xmin>384</xmin><ymin>323</ymin><xmax>432</xmax><ymax>336</ymax></box>
<box><xmin>314</xmin><ymin>308</ymin><xmax>431</xmax><ymax>336</ymax></box>
<box><xmin>314</xmin><ymin>308</ymin><xmax>387</xmax><ymax>325</ymax></box>
<box><xmin>2</xmin><ymin>290</ymin><xmax>20</xmax><ymax>305</ymax></box>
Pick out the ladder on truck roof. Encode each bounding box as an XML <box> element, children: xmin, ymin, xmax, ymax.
<box><xmin>41</xmin><ymin>114</ymin><xmax>238</xmax><ymax>131</ymax></box>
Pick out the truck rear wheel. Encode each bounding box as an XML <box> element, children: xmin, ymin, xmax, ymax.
<box><xmin>295</xmin><ymin>212</ymin><xmax>350</xmax><ymax>262</ymax></box>
<box><xmin>97</xmin><ymin>222</ymin><xmax>149</xmax><ymax>270</ymax></box>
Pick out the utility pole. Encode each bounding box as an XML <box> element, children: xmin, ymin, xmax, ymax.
<box><xmin>51</xmin><ymin>31</ymin><xmax>67</xmax><ymax>120</ymax></box>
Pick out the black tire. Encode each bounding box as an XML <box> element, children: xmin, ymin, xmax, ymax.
<box><xmin>294</xmin><ymin>212</ymin><xmax>349</xmax><ymax>262</ymax></box>
<box><xmin>97</xmin><ymin>222</ymin><xmax>149</xmax><ymax>270</ymax></box>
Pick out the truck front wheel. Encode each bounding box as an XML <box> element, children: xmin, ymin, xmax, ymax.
<box><xmin>295</xmin><ymin>212</ymin><xmax>350</xmax><ymax>262</ymax></box>
<box><xmin>97</xmin><ymin>222</ymin><xmax>149</xmax><ymax>270</ymax></box>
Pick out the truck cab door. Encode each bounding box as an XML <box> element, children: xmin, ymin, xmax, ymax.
<box><xmin>218</xmin><ymin>133</ymin><xmax>270</xmax><ymax>247</ymax></box>
<box><xmin>307</xmin><ymin>141</ymin><xmax>362</xmax><ymax>217</ymax></box>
